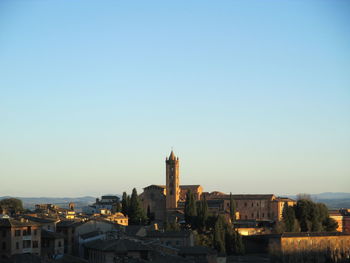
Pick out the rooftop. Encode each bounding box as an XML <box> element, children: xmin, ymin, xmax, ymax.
<box><xmin>0</xmin><ymin>218</ymin><xmax>40</xmax><ymax>227</ymax></box>
<box><xmin>146</xmin><ymin>230</ymin><xmax>192</xmax><ymax>238</ymax></box>
<box><xmin>84</xmin><ymin>238</ymin><xmax>151</xmax><ymax>252</ymax></box>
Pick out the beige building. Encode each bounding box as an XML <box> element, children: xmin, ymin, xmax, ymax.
<box><xmin>105</xmin><ymin>212</ymin><xmax>128</xmax><ymax>226</ymax></box>
<box><xmin>203</xmin><ymin>192</ymin><xmax>296</xmax><ymax>222</ymax></box>
<box><xmin>0</xmin><ymin>218</ymin><xmax>41</xmax><ymax>259</ymax></box>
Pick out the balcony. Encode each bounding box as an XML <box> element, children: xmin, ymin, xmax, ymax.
<box><xmin>22</xmin><ymin>248</ymin><xmax>32</xmax><ymax>253</ymax></box>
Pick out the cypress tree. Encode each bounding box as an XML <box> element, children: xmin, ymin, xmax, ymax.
<box><xmin>197</xmin><ymin>197</ymin><xmax>209</xmax><ymax>231</ymax></box>
<box><xmin>129</xmin><ymin>188</ymin><xmax>147</xmax><ymax>225</ymax></box>
<box><xmin>121</xmin><ymin>192</ymin><xmax>129</xmax><ymax>216</ymax></box>
<box><xmin>184</xmin><ymin>190</ymin><xmax>197</xmax><ymax>227</ymax></box>
<box><xmin>229</xmin><ymin>193</ymin><xmax>236</xmax><ymax>223</ymax></box>
<box><xmin>213</xmin><ymin>215</ymin><xmax>226</xmax><ymax>253</ymax></box>
<box><xmin>282</xmin><ymin>203</ymin><xmax>296</xmax><ymax>232</ymax></box>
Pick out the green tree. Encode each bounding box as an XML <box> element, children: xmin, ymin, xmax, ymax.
<box><xmin>282</xmin><ymin>203</ymin><xmax>297</xmax><ymax>232</ymax></box>
<box><xmin>295</xmin><ymin>199</ymin><xmax>338</xmax><ymax>232</ymax></box>
<box><xmin>295</xmin><ymin>199</ymin><xmax>313</xmax><ymax>232</ymax></box>
<box><xmin>0</xmin><ymin>198</ymin><xmax>24</xmax><ymax>214</ymax></box>
<box><xmin>213</xmin><ymin>215</ymin><xmax>226</xmax><ymax>253</ymax></box>
<box><xmin>121</xmin><ymin>192</ymin><xmax>129</xmax><ymax>216</ymax></box>
<box><xmin>128</xmin><ymin>188</ymin><xmax>147</xmax><ymax>225</ymax></box>
<box><xmin>229</xmin><ymin>193</ymin><xmax>236</xmax><ymax>223</ymax></box>
<box><xmin>184</xmin><ymin>190</ymin><xmax>197</xmax><ymax>227</ymax></box>
<box><xmin>197</xmin><ymin>197</ymin><xmax>209</xmax><ymax>231</ymax></box>
<box><xmin>323</xmin><ymin>217</ymin><xmax>338</xmax><ymax>231</ymax></box>
<box><xmin>233</xmin><ymin>231</ymin><xmax>245</xmax><ymax>255</ymax></box>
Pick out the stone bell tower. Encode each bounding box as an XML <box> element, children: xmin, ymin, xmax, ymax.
<box><xmin>166</xmin><ymin>150</ymin><xmax>180</xmax><ymax>209</ymax></box>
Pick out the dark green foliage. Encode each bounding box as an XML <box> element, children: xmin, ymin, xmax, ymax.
<box><xmin>323</xmin><ymin>217</ymin><xmax>338</xmax><ymax>231</ymax></box>
<box><xmin>213</xmin><ymin>215</ymin><xmax>226</xmax><ymax>253</ymax></box>
<box><xmin>184</xmin><ymin>190</ymin><xmax>197</xmax><ymax>226</ymax></box>
<box><xmin>229</xmin><ymin>193</ymin><xmax>236</xmax><ymax>222</ymax></box>
<box><xmin>294</xmin><ymin>199</ymin><xmax>338</xmax><ymax>232</ymax></box>
<box><xmin>121</xmin><ymin>192</ymin><xmax>129</xmax><ymax>216</ymax></box>
<box><xmin>112</xmin><ymin>201</ymin><xmax>122</xmax><ymax>213</ymax></box>
<box><xmin>282</xmin><ymin>203</ymin><xmax>296</xmax><ymax>232</ymax></box>
<box><xmin>0</xmin><ymin>198</ymin><xmax>24</xmax><ymax>214</ymax></box>
<box><xmin>225</xmin><ymin>229</ymin><xmax>244</xmax><ymax>255</ymax></box>
<box><xmin>205</xmin><ymin>215</ymin><xmax>218</xmax><ymax>230</ymax></box>
<box><xmin>194</xmin><ymin>231</ymin><xmax>213</xmax><ymax>248</ymax></box>
<box><xmin>295</xmin><ymin>199</ymin><xmax>314</xmax><ymax>232</ymax></box>
<box><xmin>197</xmin><ymin>197</ymin><xmax>209</xmax><ymax>231</ymax></box>
<box><xmin>128</xmin><ymin>188</ymin><xmax>147</xmax><ymax>225</ymax></box>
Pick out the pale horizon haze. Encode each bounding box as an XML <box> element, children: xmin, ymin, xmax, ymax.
<box><xmin>0</xmin><ymin>1</ymin><xmax>349</xmax><ymax>197</ymax></box>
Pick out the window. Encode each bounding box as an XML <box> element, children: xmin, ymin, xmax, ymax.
<box><xmin>262</xmin><ymin>213</ymin><xmax>265</xmax><ymax>218</ymax></box>
<box><xmin>2</xmin><ymin>230</ymin><xmax>6</xmax><ymax>237</ymax></box>
<box><xmin>16</xmin><ymin>242</ymin><xmax>19</xmax><ymax>249</ymax></box>
<box><xmin>34</xmin><ymin>229</ymin><xmax>37</xmax><ymax>236</ymax></box>
<box><xmin>15</xmin><ymin>230</ymin><xmax>21</xmax><ymax>236</ymax></box>
<box><xmin>58</xmin><ymin>241</ymin><xmax>62</xmax><ymax>247</ymax></box>
<box><xmin>244</xmin><ymin>202</ymin><xmax>247</xmax><ymax>207</ymax></box>
<box><xmin>257</xmin><ymin>203</ymin><xmax>259</xmax><ymax>206</ymax></box>
<box><xmin>251</xmin><ymin>203</ymin><xmax>253</xmax><ymax>207</ymax></box>
<box><xmin>32</xmin><ymin>241</ymin><xmax>38</xmax><ymax>248</ymax></box>
<box><xmin>23</xmin><ymin>240</ymin><xmax>31</xmax><ymax>249</ymax></box>
<box><xmin>23</xmin><ymin>227</ymin><xmax>31</xmax><ymax>236</ymax></box>
<box><xmin>251</xmin><ymin>213</ymin><xmax>254</xmax><ymax>218</ymax></box>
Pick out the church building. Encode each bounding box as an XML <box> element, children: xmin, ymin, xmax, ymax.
<box><xmin>140</xmin><ymin>151</ymin><xmax>202</xmax><ymax>221</ymax></box>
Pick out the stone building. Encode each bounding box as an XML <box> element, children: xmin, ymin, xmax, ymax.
<box><xmin>83</xmin><ymin>195</ymin><xmax>120</xmax><ymax>215</ymax></box>
<box><xmin>141</xmin><ymin>151</ymin><xmax>203</xmax><ymax>221</ymax></box>
<box><xmin>41</xmin><ymin>229</ymin><xmax>64</xmax><ymax>259</ymax></box>
<box><xmin>202</xmin><ymin>192</ymin><xmax>296</xmax><ymax>222</ymax></box>
<box><xmin>0</xmin><ymin>218</ymin><xmax>41</xmax><ymax>259</ymax></box>
<box><xmin>329</xmin><ymin>208</ymin><xmax>350</xmax><ymax>233</ymax></box>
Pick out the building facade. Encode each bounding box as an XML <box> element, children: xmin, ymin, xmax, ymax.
<box><xmin>141</xmin><ymin>151</ymin><xmax>203</xmax><ymax>221</ymax></box>
<box><xmin>0</xmin><ymin>218</ymin><xmax>41</xmax><ymax>259</ymax></box>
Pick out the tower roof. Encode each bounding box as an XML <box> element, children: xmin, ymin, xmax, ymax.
<box><xmin>169</xmin><ymin>150</ymin><xmax>176</xmax><ymax>160</ymax></box>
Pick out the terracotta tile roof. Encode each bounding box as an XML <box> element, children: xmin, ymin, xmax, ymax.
<box><xmin>0</xmin><ymin>218</ymin><xmax>40</xmax><ymax>227</ymax></box>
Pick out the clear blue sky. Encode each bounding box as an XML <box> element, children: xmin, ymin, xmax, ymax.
<box><xmin>0</xmin><ymin>1</ymin><xmax>349</xmax><ymax>197</ymax></box>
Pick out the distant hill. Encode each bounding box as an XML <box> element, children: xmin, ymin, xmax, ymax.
<box><xmin>0</xmin><ymin>196</ymin><xmax>97</xmax><ymax>210</ymax></box>
<box><xmin>311</xmin><ymin>192</ymin><xmax>350</xmax><ymax>200</ymax></box>
<box><xmin>287</xmin><ymin>192</ymin><xmax>350</xmax><ymax>209</ymax></box>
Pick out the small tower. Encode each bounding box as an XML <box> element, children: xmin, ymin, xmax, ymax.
<box><xmin>166</xmin><ymin>150</ymin><xmax>180</xmax><ymax>209</ymax></box>
<box><xmin>69</xmin><ymin>202</ymin><xmax>75</xmax><ymax>211</ymax></box>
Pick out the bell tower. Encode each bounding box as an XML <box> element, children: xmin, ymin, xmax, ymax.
<box><xmin>166</xmin><ymin>150</ymin><xmax>180</xmax><ymax>209</ymax></box>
